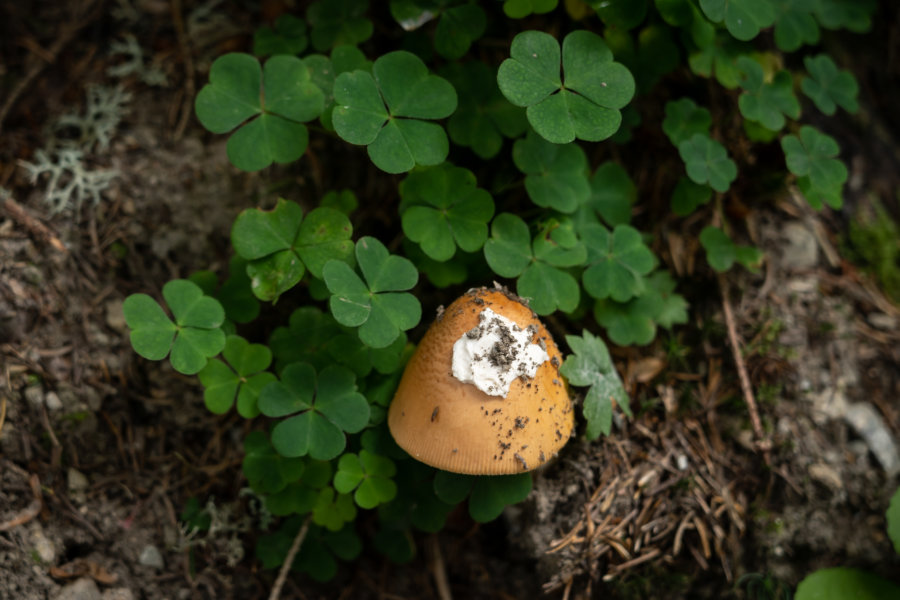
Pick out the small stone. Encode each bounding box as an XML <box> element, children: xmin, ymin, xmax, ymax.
<box><xmin>67</xmin><ymin>468</ymin><xmax>89</xmax><ymax>504</ymax></box>
<box><xmin>781</xmin><ymin>222</ymin><xmax>818</xmax><ymax>270</ymax></box>
<box><xmin>867</xmin><ymin>312</ymin><xmax>897</xmax><ymax>331</ymax></box>
<box><xmin>844</xmin><ymin>402</ymin><xmax>900</xmax><ymax>477</ymax></box>
<box><xmin>101</xmin><ymin>589</ymin><xmax>135</xmax><ymax>600</ymax></box>
<box><xmin>138</xmin><ymin>544</ymin><xmax>164</xmax><ymax>570</ymax></box>
<box><xmin>30</xmin><ymin>525</ymin><xmax>57</xmax><ymax>564</ymax></box>
<box><xmin>676</xmin><ymin>454</ymin><xmax>689</xmax><ymax>471</ymax></box>
<box><xmin>45</xmin><ymin>391</ymin><xmax>63</xmax><ymax>411</ymax></box>
<box><xmin>24</xmin><ymin>384</ymin><xmax>44</xmax><ymax>408</ymax></box>
<box><xmin>54</xmin><ymin>578</ymin><xmax>101</xmax><ymax>600</ymax></box>
<box><xmin>105</xmin><ymin>299</ymin><xmax>127</xmax><ymax>333</ymax></box>
<box><xmin>808</xmin><ymin>463</ymin><xmax>843</xmax><ymax>490</ymax></box>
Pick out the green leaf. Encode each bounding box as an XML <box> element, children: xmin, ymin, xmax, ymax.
<box><xmin>400</xmin><ymin>163</ymin><xmax>495</xmax><ymax>261</ymax></box>
<box><xmin>197</xmin><ymin>335</ymin><xmax>273</xmax><ymax>417</ymax></box>
<box><xmin>242</xmin><ymin>431</ymin><xmax>305</xmax><ymax>495</ymax></box>
<box><xmin>560</xmin><ymin>330</ymin><xmax>630</xmax><ymax>438</ymax></box>
<box><xmin>254</xmin><ymin>14</ymin><xmax>308</xmax><ymax>57</ymax></box>
<box><xmin>795</xmin><ymin>568</ymin><xmax>900</xmax><ymax>600</ymax></box>
<box><xmin>593</xmin><ymin>296</ymin><xmax>659</xmax><ymax>346</ymax></box>
<box><xmin>123</xmin><ymin>294</ymin><xmax>177</xmax><ymax>361</ymax></box>
<box><xmin>699</xmin><ymin>226</ymin><xmax>763</xmax><ymax>272</ymax></box>
<box><xmin>588</xmin><ymin>162</ymin><xmax>636</xmax><ymax>226</ymax></box>
<box><xmin>258</xmin><ymin>362</ymin><xmax>370</xmax><ymax>460</ymax></box>
<box><xmin>307</xmin><ymin>0</ymin><xmax>373</xmax><ymax>51</ymax></box>
<box><xmin>468</xmin><ymin>474</ymin><xmax>533</xmax><ymax>522</ymax></box>
<box><xmin>801</xmin><ymin>54</ymin><xmax>859</xmax><ymax>115</ymax></box>
<box><xmin>497</xmin><ymin>30</ymin><xmax>635</xmax><ymax>144</ymax></box>
<box><xmin>677</xmin><ymin>133</ymin><xmax>738</xmax><ymax>193</ymax></box>
<box><xmin>512</xmin><ymin>131</ymin><xmax>591</xmax><ymax>213</ymax></box>
<box><xmin>582</xmin><ymin>223</ymin><xmax>655</xmax><ymax>302</ymax></box>
<box><xmin>320</xmin><ymin>189</ymin><xmax>358</xmax><ymax>215</ymax></box>
<box><xmin>334</xmin><ymin>451</ymin><xmax>398</xmax><ymax>509</ymax></box>
<box><xmin>324</xmin><ymin>237</ymin><xmax>421</xmax><ymax>348</ymax></box>
<box><xmin>888</xmin><ymin>486</ymin><xmax>900</xmax><ymax>554</ymax></box>
<box><xmin>503</xmin><ymin>0</ymin><xmax>558</xmax><ymax>19</ymax></box>
<box><xmin>434</xmin><ymin>4</ymin><xmax>486</xmax><ymax>59</ymax></box>
<box><xmin>737</xmin><ymin>57</ymin><xmax>800</xmax><ymax>131</ymax></box>
<box><xmin>772</xmin><ymin>0</ymin><xmax>820</xmax><ymax>52</ymax></box>
<box><xmin>232</xmin><ymin>198</ymin><xmax>304</xmax><ymax>260</ymax></box>
<box><xmin>195</xmin><ymin>54</ymin><xmax>324</xmax><ymax>171</ymax></box>
<box><xmin>781</xmin><ymin>125</ymin><xmax>848</xmax><ymax>209</ymax></box>
<box><xmin>700</xmin><ymin>0</ymin><xmax>776</xmax><ymax>41</ymax></box>
<box><xmin>647</xmin><ymin>271</ymin><xmax>689</xmax><ymax>328</ymax></box>
<box><xmin>688</xmin><ymin>31</ymin><xmax>749</xmax><ymax>89</ymax></box>
<box><xmin>483</xmin><ymin>213</ymin><xmax>532</xmax><ymax>278</ymax></box>
<box><xmin>518</xmin><ymin>261</ymin><xmax>581</xmax><ymax>315</ymax></box>
<box><xmin>593</xmin><ymin>0</ymin><xmax>649</xmax><ymax>30</ymax></box>
<box><xmin>312</xmin><ymin>487</ymin><xmax>358</xmax><ymax>531</ymax></box>
<box><xmin>333</xmin><ymin>51</ymin><xmax>457</xmax><ymax>173</ymax></box>
<box><xmin>662</xmin><ymin>98</ymin><xmax>712</xmax><ymax>147</ymax></box>
<box><xmin>443</xmin><ymin>61</ymin><xmax>527</xmax><ymax>159</ymax></box>
<box><xmin>814</xmin><ymin>0</ymin><xmax>877</xmax><ymax>33</ymax></box>
<box><xmin>671</xmin><ymin>177</ymin><xmax>713</xmax><ymax>216</ymax></box>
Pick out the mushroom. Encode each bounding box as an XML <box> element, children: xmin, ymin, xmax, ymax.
<box><xmin>388</xmin><ymin>286</ymin><xmax>574</xmax><ymax>474</ymax></box>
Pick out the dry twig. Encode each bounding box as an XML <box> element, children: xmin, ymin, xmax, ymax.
<box><xmin>268</xmin><ymin>515</ymin><xmax>312</xmax><ymax>600</ymax></box>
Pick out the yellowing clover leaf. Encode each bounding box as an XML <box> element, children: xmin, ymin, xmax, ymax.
<box><xmin>333</xmin><ymin>51</ymin><xmax>457</xmax><ymax>173</ymax></box>
<box><xmin>497</xmin><ymin>30</ymin><xmax>635</xmax><ymax>144</ymax></box>
<box><xmin>194</xmin><ymin>53</ymin><xmax>325</xmax><ymax>171</ymax></box>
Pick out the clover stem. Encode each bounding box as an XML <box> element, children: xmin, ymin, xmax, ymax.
<box><xmin>268</xmin><ymin>514</ymin><xmax>312</xmax><ymax>600</ymax></box>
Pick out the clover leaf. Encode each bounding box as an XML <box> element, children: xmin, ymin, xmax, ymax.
<box><xmin>257</xmin><ymin>519</ymin><xmax>361</xmax><ymax>582</ymax></box>
<box><xmin>123</xmin><ymin>279</ymin><xmax>226</xmax><ymax>375</ymax></box>
<box><xmin>400</xmin><ymin>163</ymin><xmax>494</xmax><ymax>262</ymax></box>
<box><xmin>772</xmin><ymin>0</ymin><xmax>820</xmax><ymax>52</ymax></box>
<box><xmin>443</xmin><ymin>62</ymin><xmax>527</xmax><ymax>159</ymax></box>
<box><xmin>888</xmin><ymin>486</ymin><xmax>900</xmax><ymax>554</ymax></box>
<box><xmin>801</xmin><ymin>54</ymin><xmax>859</xmax><ymax>115</ymax></box>
<box><xmin>253</xmin><ymin>14</ymin><xmax>308</xmax><ymax>57</ymax></box>
<box><xmin>662</xmin><ymin>98</ymin><xmax>712</xmax><ymax>147</ymax></box>
<box><xmin>313</xmin><ymin>487</ymin><xmax>358</xmax><ymax>531</ymax></box>
<box><xmin>334</xmin><ymin>450</ymin><xmax>398</xmax><ymax>509</ymax></box>
<box><xmin>258</xmin><ymin>362</ymin><xmax>370</xmax><ymax>460</ymax></box>
<box><xmin>377</xmin><ymin>461</ymin><xmax>456</xmax><ymax>533</ymax></box>
<box><xmin>242</xmin><ymin>431</ymin><xmax>305</xmax><ymax>495</ymax></box>
<box><xmin>497</xmin><ymin>30</ymin><xmax>635</xmax><ymax>144</ymax></box>
<box><xmin>194</xmin><ymin>54</ymin><xmax>325</xmax><ymax>172</ymax></box>
<box><xmin>594</xmin><ymin>0</ymin><xmax>649</xmax><ymax>30</ymax></box>
<box><xmin>435</xmin><ymin>4</ymin><xmax>487</xmax><ymax>59</ymax></box>
<box><xmin>678</xmin><ymin>133</ymin><xmax>738</xmax><ymax>193</ymax></box>
<box><xmin>560</xmin><ymin>330</ymin><xmax>629</xmax><ymax>438</ymax></box>
<box><xmin>699</xmin><ymin>0</ymin><xmax>776</xmax><ymax>41</ymax></box>
<box><xmin>780</xmin><ymin>125</ymin><xmax>848</xmax><ymax>209</ymax></box>
<box><xmin>814</xmin><ymin>0</ymin><xmax>877</xmax><ymax>33</ymax></box>
<box><xmin>671</xmin><ymin>176</ymin><xmax>713</xmax><ymax>217</ymax></box>
<box><xmin>512</xmin><ymin>131</ymin><xmax>591</xmax><ymax>213</ymax></box>
<box><xmin>699</xmin><ymin>226</ymin><xmax>763</xmax><ymax>272</ymax></box>
<box><xmin>323</xmin><ymin>236</ymin><xmax>421</xmax><ymax>348</ymax></box>
<box><xmin>266</xmin><ymin>459</ymin><xmax>333</xmax><ymax>516</ymax></box>
<box><xmin>688</xmin><ymin>31</ymin><xmax>749</xmax><ymax>89</ymax></box>
<box><xmin>586</xmin><ymin>162</ymin><xmax>635</xmax><ymax>227</ymax></box>
<box><xmin>231</xmin><ymin>200</ymin><xmax>354</xmax><ymax>301</ymax></box>
<box><xmin>198</xmin><ymin>335</ymin><xmax>275</xmax><ymax>417</ymax></box>
<box><xmin>333</xmin><ymin>51</ymin><xmax>457</xmax><ymax>173</ymax></box>
<box><xmin>320</xmin><ymin>189</ymin><xmax>359</xmax><ymax>215</ymax></box>
<box><xmin>737</xmin><ymin>57</ymin><xmax>800</xmax><ymax>131</ymax></box>
<box><xmin>593</xmin><ymin>295</ymin><xmax>657</xmax><ymax>346</ymax></box>
<box><xmin>582</xmin><ymin>223</ymin><xmax>655</xmax><ymax>302</ymax></box>
<box><xmin>795</xmin><ymin>568</ymin><xmax>900</xmax><ymax>600</ymax></box>
<box><xmin>433</xmin><ymin>472</ymin><xmax>532</xmax><ymax>523</ymax></box>
<box><xmin>503</xmin><ymin>0</ymin><xmax>557</xmax><ymax>19</ymax></box>
<box><xmin>307</xmin><ymin>0</ymin><xmax>373</xmax><ymax>51</ymax></box>
<box><xmin>484</xmin><ymin>213</ymin><xmax>586</xmax><ymax>315</ymax></box>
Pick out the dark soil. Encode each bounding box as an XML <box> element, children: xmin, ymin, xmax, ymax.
<box><xmin>2</xmin><ymin>1</ymin><xmax>899</xmax><ymax>599</ymax></box>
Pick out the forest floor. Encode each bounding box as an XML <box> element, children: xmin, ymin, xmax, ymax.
<box><xmin>1</xmin><ymin>1</ymin><xmax>899</xmax><ymax>599</ymax></box>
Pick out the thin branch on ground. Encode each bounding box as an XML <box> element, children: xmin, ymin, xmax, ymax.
<box><xmin>718</xmin><ymin>273</ymin><xmax>771</xmax><ymax>465</ymax></box>
<box><xmin>268</xmin><ymin>515</ymin><xmax>312</xmax><ymax>600</ymax></box>
<box><xmin>428</xmin><ymin>534</ymin><xmax>453</xmax><ymax>600</ymax></box>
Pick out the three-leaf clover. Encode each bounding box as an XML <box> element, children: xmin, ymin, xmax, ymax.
<box><xmin>688</xmin><ymin>31</ymin><xmax>749</xmax><ymax>89</ymax></box>
<box><xmin>253</xmin><ymin>14</ymin><xmax>308</xmax><ymax>57</ymax></box>
<box><xmin>795</xmin><ymin>568</ymin><xmax>900</xmax><ymax>600</ymax></box>
<box><xmin>814</xmin><ymin>0</ymin><xmax>877</xmax><ymax>33</ymax></box>
<box><xmin>266</xmin><ymin>459</ymin><xmax>333</xmax><ymax>516</ymax></box>
<box><xmin>594</xmin><ymin>0</ymin><xmax>650</xmax><ymax>30</ymax></box>
<box><xmin>581</xmin><ymin>223</ymin><xmax>655</xmax><ymax>302</ymax></box>
<box><xmin>699</xmin><ymin>226</ymin><xmax>763</xmax><ymax>272</ymax></box>
<box><xmin>307</xmin><ymin>0</ymin><xmax>373</xmax><ymax>51</ymax></box>
<box><xmin>497</xmin><ymin>30</ymin><xmax>635</xmax><ymax>144</ymax></box>
<box><xmin>258</xmin><ymin>362</ymin><xmax>370</xmax><ymax>460</ymax></box>
<box><xmin>737</xmin><ymin>56</ymin><xmax>800</xmax><ymax>131</ymax></box>
<box><xmin>678</xmin><ymin>133</ymin><xmax>738</xmax><ymax>193</ymax></box>
<box><xmin>334</xmin><ymin>450</ymin><xmax>398</xmax><ymax>509</ymax></box>
<box><xmin>231</xmin><ymin>200</ymin><xmax>354</xmax><ymax>301</ymax></box>
<box><xmin>512</xmin><ymin>131</ymin><xmax>591</xmax><ymax>213</ymax></box>
<box><xmin>801</xmin><ymin>54</ymin><xmax>859</xmax><ymax>115</ymax></box>
<box><xmin>662</xmin><ymin>98</ymin><xmax>712</xmax><ymax>147</ymax></box>
<box><xmin>671</xmin><ymin>177</ymin><xmax>713</xmax><ymax>217</ymax></box>
<box><xmin>443</xmin><ymin>61</ymin><xmax>528</xmax><ymax>159</ymax></box>
<box><xmin>559</xmin><ymin>330</ymin><xmax>630</xmax><ymax>438</ymax></box>
<box><xmin>400</xmin><ymin>163</ymin><xmax>495</xmax><ymax>261</ymax></box>
<box><xmin>483</xmin><ymin>213</ymin><xmax>586</xmax><ymax>315</ymax></box>
<box><xmin>198</xmin><ymin>335</ymin><xmax>275</xmax><ymax>417</ymax></box>
<box><xmin>699</xmin><ymin>0</ymin><xmax>776</xmax><ymax>41</ymax></box>
<box><xmin>257</xmin><ymin>519</ymin><xmax>361</xmax><ymax>582</ymax></box>
<box><xmin>503</xmin><ymin>0</ymin><xmax>557</xmax><ymax>19</ymax></box>
<box><xmin>888</xmin><ymin>485</ymin><xmax>900</xmax><ymax>554</ymax></box>
<box><xmin>780</xmin><ymin>125</ymin><xmax>848</xmax><ymax>209</ymax></box>
<box><xmin>772</xmin><ymin>0</ymin><xmax>820</xmax><ymax>52</ymax></box>
<box><xmin>434</xmin><ymin>4</ymin><xmax>487</xmax><ymax>59</ymax></box>
<box><xmin>123</xmin><ymin>279</ymin><xmax>226</xmax><ymax>375</ymax></box>
<box><xmin>242</xmin><ymin>431</ymin><xmax>306</xmax><ymax>495</ymax></box>
<box><xmin>323</xmin><ymin>236</ymin><xmax>422</xmax><ymax>348</ymax></box>
<box><xmin>433</xmin><ymin>471</ymin><xmax>532</xmax><ymax>523</ymax></box>
<box><xmin>333</xmin><ymin>51</ymin><xmax>457</xmax><ymax>173</ymax></box>
<box><xmin>194</xmin><ymin>54</ymin><xmax>325</xmax><ymax>171</ymax></box>
<box><xmin>586</xmin><ymin>161</ymin><xmax>636</xmax><ymax>227</ymax></box>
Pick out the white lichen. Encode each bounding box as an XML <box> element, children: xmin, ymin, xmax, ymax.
<box><xmin>108</xmin><ymin>34</ymin><xmax>168</xmax><ymax>87</ymax></box>
<box><xmin>49</xmin><ymin>84</ymin><xmax>131</xmax><ymax>151</ymax></box>
<box><xmin>19</xmin><ymin>148</ymin><xmax>118</xmax><ymax>214</ymax></box>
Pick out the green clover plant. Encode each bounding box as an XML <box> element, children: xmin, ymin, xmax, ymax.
<box><xmin>198</xmin><ymin>335</ymin><xmax>275</xmax><ymax>417</ymax></box>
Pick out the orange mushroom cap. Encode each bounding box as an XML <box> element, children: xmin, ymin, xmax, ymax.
<box><xmin>387</xmin><ymin>286</ymin><xmax>574</xmax><ymax>474</ymax></box>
